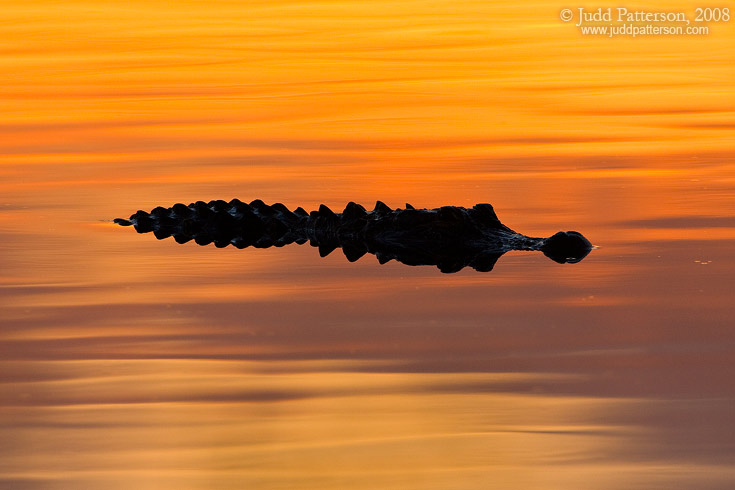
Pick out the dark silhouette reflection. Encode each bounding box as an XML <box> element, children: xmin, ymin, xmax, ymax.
<box><xmin>115</xmin><ymin>200</ymin><xmax>593</xmax><ymax>273</ymax></box>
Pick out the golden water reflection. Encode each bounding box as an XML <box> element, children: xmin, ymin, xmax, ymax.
<box><xmin>3</xmin><ymin>359</ymin><xmax>734</xmax><ymax>490</ymax></box>
<box><xmin>2</xmin><ymin>0</ymin><xmax>735</xmax><ymax>488</ymax></box>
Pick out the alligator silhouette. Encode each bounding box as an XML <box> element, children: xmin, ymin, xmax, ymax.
<box><xmin>114</xmin><ymin>200</ymin><xmax>593</xmax><ymax>273</ymax></box>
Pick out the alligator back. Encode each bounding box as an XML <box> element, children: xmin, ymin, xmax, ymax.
<box><xmin>115</xmin><ymin>199</ymin><xmax>592</xmax><ymax>273</ymax></box>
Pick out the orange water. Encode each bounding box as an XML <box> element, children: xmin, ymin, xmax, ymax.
<box><xmin>1</xmin><ymin>1</ymin><xmax>734</xmax><ymax>489</ymax></box>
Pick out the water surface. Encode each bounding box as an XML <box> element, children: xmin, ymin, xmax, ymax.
<box><xmin>1</xmin><ymin>1</ymin><xmax>735</xmax><ymax>489</ymax></box>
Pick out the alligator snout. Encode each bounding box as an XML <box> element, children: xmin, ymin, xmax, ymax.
<box><xmin>541</xmin><ymin>231</ymin><xmax>594</xmax><ymax>264</ymax></box>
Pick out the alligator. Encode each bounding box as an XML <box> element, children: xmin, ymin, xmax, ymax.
<box><xmin>114</xmin><ymin>200</ymin><xmax>593</xmax><ymax>273</ymax></box>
